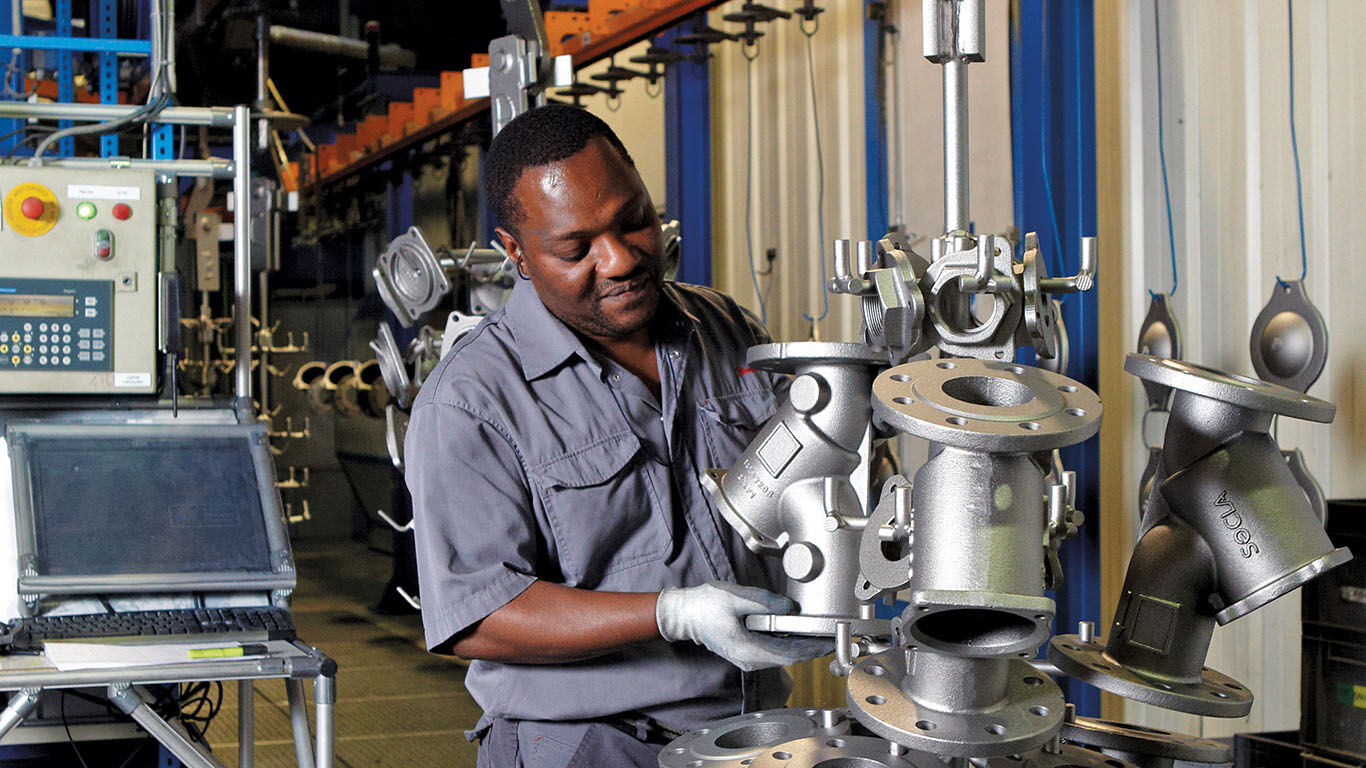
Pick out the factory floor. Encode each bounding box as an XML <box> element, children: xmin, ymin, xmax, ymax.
<box><xmin>206</xmin><ymin>539</ymin><xmax>480</xmax><ymax>768</ymax></box>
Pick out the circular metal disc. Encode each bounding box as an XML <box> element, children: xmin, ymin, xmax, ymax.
<box><xmin>986</xmin><ymin>744</ymin><xmax>1140</xmax><ymax>767</ymax></box>
<box><xmin>1022</xmin><ymin>236</ymin><xmax>1059</xmax><ymax>360</ymax></box>
<box><xmin>1046</xmin><ymin>634</ymin><xmax>1253</xmax><ymax>718</ymax></box>
<box><xmin>847</xmin><ymin>651</ymin><xmax>1066</xmax><ymax>757</ymax></box>
<box><xmin>747</xmin><ymin>735</ymin><xmax>943</xmax><ymax>768</ymax></box>
<box><xmin>1249</xmin><ymin>279</ymin><xmax>1328</xmax><ymax>393</ymax></box>
<box><xmin>746</xmin><ymin>341</ymin><xmax>887</xmax><ymax>373</ymax></box>
<box><xmin>659</xmin><ymin>708</ymin><xmax>851</xmax><ymax>768</ymax></box>
<box><xmin>376</xmin><ymin>227</ymin><xmax>452</xmax><ymax>324</ymax></box>
<box><xmin>745</xmin><ymin>614</ymin><xmax>889</xmax><ymax>637</ymax></box>
<box><xmin>369</xmin><ymin>324</ymin><xmax>413</xmax><ymax>410</ymax></box>
<box><xmin>1060</xmin><ymin>717</ymin><xmax>1232</xmax><ymax>764</ymax></box>
<box><xmin>872</xmin><ymin>358</ymin><xmax>1102</xmax><ymax>452</ymax></box>
<box><xmin>1123</xmin><ymin>354</ymin><xmax>1334</xmax><ymax>423</ymax></box>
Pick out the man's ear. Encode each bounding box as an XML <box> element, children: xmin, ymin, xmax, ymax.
<box><xmin>494</xmin><ymin>226</ymin><xmax>530</xmax><ymax>279</ymax></box>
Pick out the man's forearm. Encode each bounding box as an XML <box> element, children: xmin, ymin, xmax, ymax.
<box><xmin>449</xmin><ymin>580</ymin><xmax>661</xmax><ymax>663</ymax></box>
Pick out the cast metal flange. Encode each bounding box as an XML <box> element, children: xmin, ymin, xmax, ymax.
<box><xmin>1249</xmin><ymin>279</ymin><xmax>1328</xmax><ymax>393</ymax></box>
<box><xmin>744</xmin><ymin>614</ymin><xmax>890</xmax><ymax>637</ymax></box>
<box><xmin>659</xmin><ymin>708</ymin><xmax>853</xmax><ymax>768</ymax></box>
<box><xmin>1123</xmin><ymin>354</ymin><xmax>1334</xmax><ymax>423</ymax></box>
<box><xmin>1045</xmin><ymin>634</ymin><xmax>1253</xmax><ymax>718</ymax></box>
<box><xmin>872</xmin><ymin>358</ymin><xmax>1102</xmax><ymax>452</ymax></box>
<box><xmin>847</xmin><ymin>651</ymin><xmax>1066</xmax><ymax>758</ymax></box>
<box><xmin>746</xmin><ymin>341</ymin><xmax>888</xmax><ymax>373</ymax></box>
<box><xmin>374</xmin><ymin>226</ymin><xmax>452</xmax><ymax>327</ymax></box>
<box><xmin>987</xmin><ymin>743</ymin><xmax>1141</xmax><ymax>767</ymax></box>
<box><xmin>855</xmin><ymin>480</ymin><xmax>913</xmax><ymax>602</ymax></box>
<box><xmin>370</xmin><ymin>323</ymin><xmax>413</xmax><ymax>410</ymax></box>
<box><xmin>1059</xmin><ymin>716</ymin><xmax>1233</xmax><ymax>765</ymax></box>
<box><xmin>1021</xmin><ymin>234</ymin><xmax>1060</xmax><ymax>361</ymax></box>
<box><xmin>746</xmin><ymin>735</ymin><xmax>942</xmax><ymax>768</ymax></box>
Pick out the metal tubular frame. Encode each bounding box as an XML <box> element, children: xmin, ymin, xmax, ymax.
<box><xmin>0</xmin><ymin>644</ymin><xmax>333</xmax><ymax>766</ymax></box>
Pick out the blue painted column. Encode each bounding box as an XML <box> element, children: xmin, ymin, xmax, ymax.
<box><xmin>1010</xmin><ymin>0</ymin><xmax>1101</xmax><ymax>717</ymax></box>
<box><xmin>0</xmin><ymin>0</ymin><xmax>17</xmax><ymax>156</ymax></box>
<box><xmin>97</xmin><ymin>0</ymin><xmax>119</xmax><ymax>157</ymax></box>
<box><xmin>864</xmin><ymin>2</ymin><xmax>889</xmax><ymax>240</ymax></box>
<box><xmin>660</xmin><ymin>26</ymin><xmax>711</xmax><ymax>287</ymax></box>
<box><xmin>55</xmin><ymin>0</ymin><xmax>74</xmax><ymax>157</ymax></box>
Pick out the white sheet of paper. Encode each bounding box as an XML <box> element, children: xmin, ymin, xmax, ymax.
<box><xmin>42</xmin><ymin>641</ymin><xmax>265</xmax><ymax>671</ymax></box>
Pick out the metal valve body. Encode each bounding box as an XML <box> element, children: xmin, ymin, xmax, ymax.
<box><xmin>702</xmin><ymin>342</ymin><xmax>888</xmax><ymax>635</ymax></box>
<box><xmin>1048</xmin><ymin>355</ymin><xmax>1351</xmax><ymax>716</ymax></box>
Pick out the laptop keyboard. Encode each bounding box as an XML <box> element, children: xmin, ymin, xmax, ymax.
<box><xmin>4</xmin><ymin>607</ymin><xmax>296</xmax><ymax>651</ymax></box>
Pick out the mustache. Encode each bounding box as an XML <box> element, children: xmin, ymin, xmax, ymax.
<box><xmin>596</xmin><ymin>269</ymin><xmax>659</xmax><ymax>300</ymax></box>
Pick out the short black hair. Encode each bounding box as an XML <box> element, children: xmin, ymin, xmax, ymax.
<box><xmin>483</xmin><ymin>104</ymin><xmax>635</xmax><ymax>236</ymax></box>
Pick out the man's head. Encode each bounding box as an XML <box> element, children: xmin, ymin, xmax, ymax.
<box><xmin>485</xmin><ymin>105</ymin><xmax>664</xmax><ymax>342</ymax></box>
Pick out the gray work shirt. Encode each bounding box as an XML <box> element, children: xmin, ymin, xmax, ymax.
<box><xmin>405</xmin><ymin>279</ymin><xmax>788</xmax><ymax>734</ymax></box>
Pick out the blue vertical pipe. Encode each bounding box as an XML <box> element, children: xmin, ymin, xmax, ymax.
<box><xmin>660</xmin><ymin>26</ymin><xmax>711</xmax><ymax>287</ymax></box>
<box><xmin>1010</xmin><ymin>0</ymin><xmax>1101</xmax><ymax>717</ymax></box>
<box><xmin>98</xmin><ymin>0</ymin><xmax>118</xmax><ymax>156</ymax></box>
<box><xmin>864</xmin><ymin>2</ymin><xmax>888</xmax><ymax>240</ymax></box>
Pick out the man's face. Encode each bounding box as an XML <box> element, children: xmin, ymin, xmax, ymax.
<box><xmin>496</xmin><ymin>137</ymin><xmax>664</xmax><ymax>342</ymax></box>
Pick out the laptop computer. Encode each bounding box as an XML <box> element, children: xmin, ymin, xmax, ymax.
<box><xmin>0</xmin><ymin>415</ymin><xmax>296</xmax><ymax>647</ymax></box>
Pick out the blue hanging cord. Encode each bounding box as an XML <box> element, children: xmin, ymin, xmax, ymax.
<box><xmin>1281</xmin><ymin>0</ymin><xmax>1308</xmax><ymax>289</ymax></box>
<box><xmin>801</xmin><ymin>23</ymin><xmax>830</xmax><ymax>326</ymax></box>
<box><xmin>743</xmin><ymin>49</ymin><xmax>768</xmax><ymax>324</ymax></box>
<box><xmin>1038</xmin><ymin>5</ymin><xmax>1067</xmax><ymax>303</ymax></box>
<box><xmin>1151</xmin><ymin>0</ymin><xmax>1179</xmax><ymax>302</ymax></box>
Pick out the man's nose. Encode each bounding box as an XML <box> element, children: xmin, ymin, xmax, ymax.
<box><xmin>596</xmin><ymin>232</ymin><xmax>642</xmax><ymax>279</ymax></box>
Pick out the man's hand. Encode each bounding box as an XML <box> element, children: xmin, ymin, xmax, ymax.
<box><xmin>656</xmin><ymin>581</ymin><xmax>833</xmax><ymax>671</ymax></box>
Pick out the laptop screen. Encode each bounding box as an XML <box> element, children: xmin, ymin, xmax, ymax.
<box><xmin>7</xmin><ymin>422</ymin><xmax>294</xmax><ymax>596</ymax></box>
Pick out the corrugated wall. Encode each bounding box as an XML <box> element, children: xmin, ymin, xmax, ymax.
<box><xmin>707</xmin><ymin>0</ymin><xmax>1014</xmax><ymax>344</ymax></box>
<box><xmin>1095</xmin><ymin>0</ymin><xmax>1366</xmax><ymax>737</ymax></box>
<box><xmin>709</xmin><ymin>0</ymin><xmax>868</xmax><ymax>345</ymax></box>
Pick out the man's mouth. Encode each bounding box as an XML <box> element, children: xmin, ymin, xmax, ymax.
<box><xmin>600</xmin><ymin>275</ymin><xmax>654</xmax><ymax>302</ymax></box>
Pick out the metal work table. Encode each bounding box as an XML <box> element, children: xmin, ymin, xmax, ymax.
<box><xmin>0</xmin><ymin>639</ymin><xmax>336</xmax><ymax>768</ymax></box>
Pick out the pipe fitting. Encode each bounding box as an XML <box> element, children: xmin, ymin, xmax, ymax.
<box><xmin>704</xmin><ymin>342</ymin><xmax>887</xmax><ymax>636</ymax></box>
<box><xmin>1048</xmin><ymin>355</ymin><xmax>1350</xmax><ymax>717</ymax></box>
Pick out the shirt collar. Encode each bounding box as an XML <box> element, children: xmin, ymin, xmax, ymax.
<box><xmin>506</xmin><ymin>279</ymin><xmax>697</xmax><ymax>381</ymax></box>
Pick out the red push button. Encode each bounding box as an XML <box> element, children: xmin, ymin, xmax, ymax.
<box><xmin>20</xmin><ymin>197</ymin><xmax>44</xmax><ymax>220</ymax></box>
<box><xmin>111</xmin><ymin>203</ymin><xmax>132</xmax><ymax>221</ymax></box>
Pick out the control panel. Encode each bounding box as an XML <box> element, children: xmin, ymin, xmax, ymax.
<box><xmin>0</xmin><ymin>168</ymin><xmax>157</xmax><ymax>394</ymax></box>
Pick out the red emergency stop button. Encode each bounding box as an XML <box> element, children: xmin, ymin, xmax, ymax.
<box><xmin>112</xmin><ymin>203</ymin><xmax>132</xmax><ymax>220</ymax></box>
<box><xmin>20</xmin><ymin>197</ymin><xmax>44</xmax><ymax>220</ymax></box>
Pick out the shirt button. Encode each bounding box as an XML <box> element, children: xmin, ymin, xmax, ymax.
<box><xmin>610</xmin><ymin>373</ymin><xmax>620</xmax><ymax>382</ymax></box>
<box><xmin>669</xmin><ymin>350</ymin><xmax>680</xmax><ymax>359</ymax></box>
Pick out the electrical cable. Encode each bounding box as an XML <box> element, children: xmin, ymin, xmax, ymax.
<box><xmin>1152</xmin><ymin>0</ymin><xmax>1179</xmax><ymax>300</ymax></box>
<box><xmin>61</xmin><ymin>692</ymin><xmax>93</xmax><ymax>768</ymax></box>
<box><xmin>31</xmin><ymin>0</ymin><xmax>173</xmax><ymax>161</ymax></box>
<box><xmin>742</xmin><ymin>46</ymin><xmax>768</xmax><ymax>325</ymax></box>
<box><xmin>1282</xmin><ymin>0</ymin><xmax>1308</xmax><ymax>287</ymax></box>
<box><xmin>1038</xmin><ymin>5</ymin><xmax>1067</xmax><ymax>300</ymax></box>
<box><xmin>799</xmin><ymin>19</ymin><xmax>829</xmax><ymax>326</ymax></box>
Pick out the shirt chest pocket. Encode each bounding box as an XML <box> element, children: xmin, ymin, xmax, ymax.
<box><xmin>528</xmin><ymin>431</ymin><xmax>671</xmax><ymax>586</ymax></box>
<box><xmin>698</xmin><ymin>390</ymin><xmax>779</xmax><ymax>470</ymax></box>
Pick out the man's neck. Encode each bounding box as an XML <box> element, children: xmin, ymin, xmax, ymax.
<box><xmin>588</xmin><ymin>328</ymin><xmax>661</xmax><ymax>401</ymax></box>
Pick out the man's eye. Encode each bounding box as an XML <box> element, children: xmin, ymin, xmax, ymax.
<box><xmin>558</xmin><ymin>246</ymin><xmax>588</xmax><ymax>262</ymax></box>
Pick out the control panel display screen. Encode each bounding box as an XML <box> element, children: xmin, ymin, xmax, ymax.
<box><xmin>0</xmin><ymin>294</ymin><xmax>76</xmax><ymax>318</ymax></box>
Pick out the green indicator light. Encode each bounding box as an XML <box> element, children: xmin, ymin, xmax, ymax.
<box><xmin>76</xmin><ymin>202</ymin><xmax>97</xmax><ymax>220</ymax></box>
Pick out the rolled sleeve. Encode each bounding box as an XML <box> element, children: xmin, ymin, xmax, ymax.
<box><xmin>406</xmin><ymin>399</ymin><xmax>539</xmax><ymax>652</ymax></box>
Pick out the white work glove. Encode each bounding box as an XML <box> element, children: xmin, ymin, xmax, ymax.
<box><xmin>656</xmin><ymin>581</ymin><xmax>834</xmax><ymax>672</ymax></box>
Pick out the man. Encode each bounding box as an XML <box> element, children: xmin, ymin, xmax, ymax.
<box><xmin>406</xmin><ymin>105</ymin><xmax>828</xmax><ymax>768</ymax></box>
